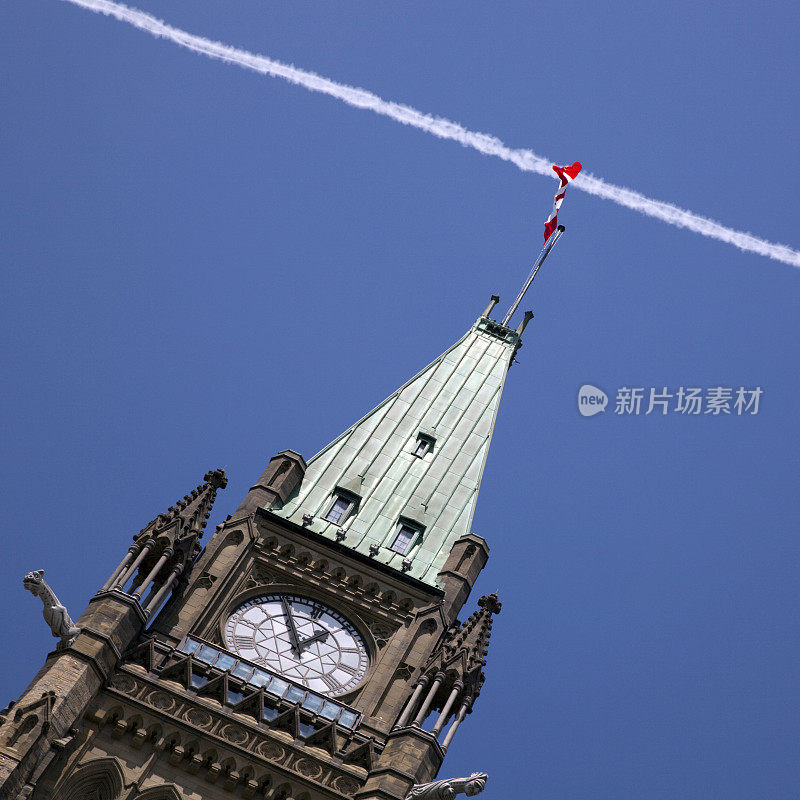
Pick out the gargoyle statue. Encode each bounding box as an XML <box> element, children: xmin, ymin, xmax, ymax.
<box><xmin>23</xmin><ymin>570</ymin><xmax>81</xmax><ymax>648</ymax></box>
<box><xmin>406</xmin><ymin>773</ymin><xmax>488</xmax><ymax>800</ymax></box>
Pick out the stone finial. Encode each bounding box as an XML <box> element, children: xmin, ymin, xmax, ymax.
<box><xmin>418</xmin><ymin>592</ymin><xmax>501</xmax><ymax>705</ymax></box>
<box><xmin>446</xmin><ymin>593</ymin><xmax>501</xmax><ymax>670</ymax></box>
<box><xmin>406</xmin><ymin>773</ymin><xmax>488</xmax><ymax>800</ymax></box>
<box><xmin>23</xmin><ymin>571</ymin><xmax>81</xmax><ymax>648</ymax></box>
<box><xmin>116</xmin><ymin>468</ymin><xmax>229</xmax><ymax>601</ymax></box>
<box><xmin>204</xmin><ymin>468</ymin><xmax>228</xmax><ymax>491</ymax></box>
<box><xmin>137</xmin><ymin>467</ymin><xmax>228</xmax><ymax>542</ymax></box>
<box><xmin>478</xmin><ymin>592</ymin><xmax>501</xmax><ymax>615</ymax></box>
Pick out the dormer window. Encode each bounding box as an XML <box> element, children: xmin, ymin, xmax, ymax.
<box><xmin>323</xmin><ymin>491</ymin><xmax>358</xmax><ymax>525</ymax></box>
<box><xmin>391</xmin><ymin>521</ymin><xmax>423</xmax><ymax>555</ymax></box>
<box><xmin>412</xmin><ymin>433</ymin><xmax>435</xmax><ymax>458</ymax></box>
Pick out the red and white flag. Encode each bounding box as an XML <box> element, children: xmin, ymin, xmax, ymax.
<box><xmin>543</xmin><ymin>161</ymin><xmax>582</xmax><ymax>243</ymax></box>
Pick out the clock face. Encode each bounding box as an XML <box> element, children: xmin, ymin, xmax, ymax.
<box><xmin>224</xmin><ymin>594</ymin><xmax>369</xmax><ymax>697</ymax></box>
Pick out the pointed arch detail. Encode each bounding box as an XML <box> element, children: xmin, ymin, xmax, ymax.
<box><xmin>51</xmin><ymin>757</ymin><xmax>125</xmax><ymax>800</ymax></box>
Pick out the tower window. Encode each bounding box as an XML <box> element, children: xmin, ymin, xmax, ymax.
<box><xmin>412</xmin><ymin>434</ymin><xmax>435</xmax><ymax>458</ymax></box>
<box><xmin>391</xmin><ymin>522</ymin><xmax>422</xmax><ymax>555</ymax></box>
<box><xmin>323</xmin><ymin>491</ymin><xmax>358</xmax><ymax>525</ymax></box>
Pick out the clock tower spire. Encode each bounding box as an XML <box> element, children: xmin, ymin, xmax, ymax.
<box><xmin>1</xmin><ymin>297</ymin><xmax>530</xmax><ymax>800</ymax></box>
<box><xmin>241</xmin><ymin>297</ymin><xmax>525</xmax><ymax>587</ymax></box>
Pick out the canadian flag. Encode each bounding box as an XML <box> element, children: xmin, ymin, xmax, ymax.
<box><xmin>543</xmin><ymin>161</ymin><xmax>582</xmax><ymax>243</ymax></box>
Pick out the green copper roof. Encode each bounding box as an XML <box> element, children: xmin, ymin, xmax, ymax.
<box><xmin>270</xmin><ymin>312</ymin><xmax>522</xmax><ymax>588</ymax></box>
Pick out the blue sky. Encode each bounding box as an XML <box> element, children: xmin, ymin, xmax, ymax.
<box><xmin>2</xmin><ymin>1</ymin><xmax>799</xmax><ymax>797</ymax></box>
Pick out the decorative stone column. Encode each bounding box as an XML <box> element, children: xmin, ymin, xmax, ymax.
<box><xmin>144</xmin><ymin>563</ymin><xmax>184</xmax><ymax>618</ymax></box>
<box><xmin>431</xmin><ymin>681</ymin><xmax>462</xmax><ymax>737</ymax></box>
<box><xmin>113</xmin><ymin>539</ymin><xmax>155</xmax><ymax>591</ymax></box>
<box><xmin>100</xmin><ymin>545</ymin><xmax>138</xmax><ymax>592</ymax></box>
<box><xmin>132</xmin><ymin>547</ymin><xmax>173</xmax><ymax>601</ymax></box>
<box><xmin>413</xmin><ymin>672</ymin><xmax>445</xmax><ymax>727</ymax></box>
<box><xmin>441</xmin><ymin>698</ymin><xmax>471</xmax><ymax>751</ymax></box>
<box><xmin>396</xmin><ymin>675</ymin><xmax>430</xmax><ymax>728</ymax></box>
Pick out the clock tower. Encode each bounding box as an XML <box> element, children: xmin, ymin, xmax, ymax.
<box><xmin>0</xmin><ymin>296</ymin><xmax>529</xmax><ymax>800</ymax></box>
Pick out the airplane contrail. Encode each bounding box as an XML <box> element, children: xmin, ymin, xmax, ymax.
<box><xmin>60</xmin><ymin>0</ymin><xmax>800</xmax><ymax>269</ymax></box>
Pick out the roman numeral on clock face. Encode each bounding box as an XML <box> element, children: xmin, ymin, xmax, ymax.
<box><xmin>233</xmin><ymin>634</ymin><xmax>254</xmax><ymax>649</ymax></box>
<box><xmin>320</xmin><ymin>674</ymin><xmax>341</xmax><ymax>692</ymax></box>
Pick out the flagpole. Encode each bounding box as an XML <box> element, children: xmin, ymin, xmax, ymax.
<box><xmin>501</xmin><ymin>225</ymin><xmax>566</xmax><ymax>327</ymax></box>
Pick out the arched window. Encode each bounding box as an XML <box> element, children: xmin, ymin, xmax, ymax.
<box><xmin>52</xmin><ymin>758</ymin><xmax>124</xmax><ymax>800</ymax></box>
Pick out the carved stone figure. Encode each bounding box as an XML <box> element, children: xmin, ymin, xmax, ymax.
<box><xmin>23</xmin><ymin>571</ymin><xmax>81</xmax><ymax>648</ymax></box>
<box><xmin>405</xmin><ymin>772</ymin><xmax>488</xmax><ymax>800</ymax></box>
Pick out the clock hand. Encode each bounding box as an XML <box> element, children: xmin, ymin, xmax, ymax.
<box><xmin>280</xmin><ymin>597</ymin><xmax>302</xmax><ymax>654</ymax></box>
<box><xmin>297</xmin><ymin>628</ymin><xmax>330</xmax><ymax>653</ymax></box>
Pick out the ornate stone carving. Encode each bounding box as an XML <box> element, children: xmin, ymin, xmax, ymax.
<box><xmin>394</xmin><ymin>663</ymin><xmax>415</xmax><ymax>681</ymax></box>
<box><xmin>252</xmin><ymin>533</ymin><xmax>418</xmax><ymax>623</ymax></box>
<box><xmin>220</xmin><ymin>723</ymin><xmax>249</xmax><ymax>745</ymax></box>
<box><xmin>23</xmin><ymin>570</ymin><xmax>81</xmax><ymax>647</ymax></box>
<box><xmin>85</xmin><ymin>696</ymin><xmax>370</xmax><ymax>800</ymax></box>
<box><xmin>196</xmin><ymin>572</ymin><xmax>217</xmax><ymax>590</ymax></box>
<box><xmin>109</xmin><ymin>674</ymin><xmax>138</xmax><ymax>695</ymax></box>
<box><xmin>421</xmin><ymin>594</ymin><xmax>501</xmax><ymax>704</ymax></box>
<box><xmin>332</xmin><ymin>775</ymin><xmax>360</xmax><ymax>796</ymax></box>
<box><xmin>246</xmin><ymin>562</ymin><xmax>276</xmax><ymax>590</ymax></box>
<box><xmin>368</xmin><ymin>621</ymin><xmax>395</xmax><ymax>649</ymax></box>
<box><xmin>255</xmin><ymin>739</ymin><xmax>285</xmax><ymax>761</ymax></box>
<box><xmin>0</xmin><ymin>691</ymin><xmax>55</xmax><ymax>750</ymax></box>
<box><xmin>406</xmin><ymin>773</ymin><xmax>488</xmax><ymax>800</ymax></box>
<box><xmin>183</xmin><ymin>707</ymin><xmax>213</xmax><ymax>730</ymax></box>
<box><xmin>117</xmin><ymin>469</ymin><xmax>228</xmax><ymax>613</ymax></box>
<box><xmin>145</xmin><ymin>690</ymin><xmax>176</xmax><ymax>712</ymax></box>
<box><xmin>295</xmin><ymin>758</ymin><xmax>322</xmax><ymax>778</ymax></box>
